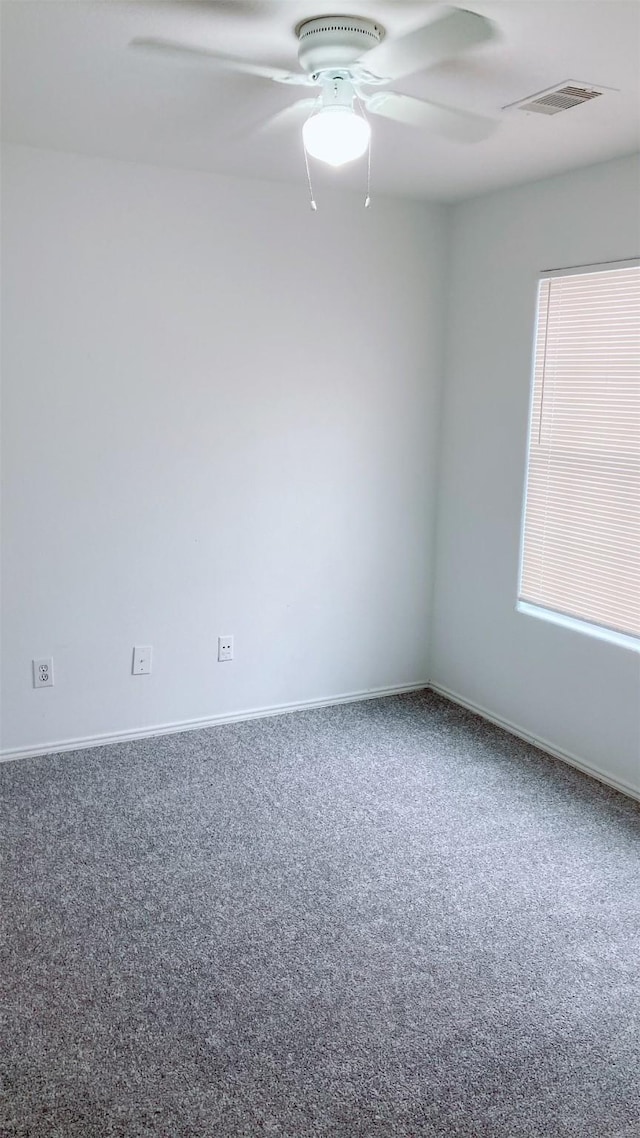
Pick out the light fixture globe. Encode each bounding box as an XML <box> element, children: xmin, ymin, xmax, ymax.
<box><xmin>303</xmin><ymin>107</ymin><xmax>371</xmax><ymax>167</ymax></box>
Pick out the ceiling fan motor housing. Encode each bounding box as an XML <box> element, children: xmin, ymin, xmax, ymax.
<box><xmin>296</xmin><ymin>16</ymin><xmax>383</xmax><ymax>75</ymax></box>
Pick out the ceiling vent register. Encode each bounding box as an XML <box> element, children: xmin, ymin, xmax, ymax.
<box><xmin>508</xmin><ymin>83</ymin><xmax>605</xmax><ymax>115</ymax></box>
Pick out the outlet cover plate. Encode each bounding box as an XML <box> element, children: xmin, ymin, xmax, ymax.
<box><xmin>33</xmin><ymin>658</ymin><xmax>54</xmax><ymax>688</ymax></box>
<box><xmin>218</xmin><ymin>636</ymin><xmax>234</xmax><ymax>662</ymax></box>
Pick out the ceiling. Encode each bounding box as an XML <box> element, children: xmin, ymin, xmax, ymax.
<box><xmin>1</xmin><ymin>0</ymin><xmax>639</xmax><ymax>201</ymax></box>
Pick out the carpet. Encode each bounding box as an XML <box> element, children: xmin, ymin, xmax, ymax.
<box><xmin>1</xmin><ymin>689</ymin><xmax>639</xmax><ymax>1137</ymax></box>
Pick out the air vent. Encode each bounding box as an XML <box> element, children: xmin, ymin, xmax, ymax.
<box><xmin>505</xmin><ymin>82</ymin><xmax>605</xmax><ymax>116</ymax></box>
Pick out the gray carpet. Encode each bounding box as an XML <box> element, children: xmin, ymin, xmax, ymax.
<box><xmin>1</xmin><ymin>689</ymin><xmax>639</xmax><ymax>1138</ymax></box>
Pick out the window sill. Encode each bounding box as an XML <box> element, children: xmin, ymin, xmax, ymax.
<box><xmin>516</xmin><ymin>601</ymin><xmax>640</xmax><ymax>654</ymax></box>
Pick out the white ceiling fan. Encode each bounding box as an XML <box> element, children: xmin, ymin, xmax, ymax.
<box><xmin>131</xmin><ymin>7</ymin><xmax>498</xmax><ymax>170</ymax></box>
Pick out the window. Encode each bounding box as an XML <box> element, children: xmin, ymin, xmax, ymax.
<box><xmin>519</xmin><ymin>261</ymin><xmax>640</xmax><ymax>646</ymax></box>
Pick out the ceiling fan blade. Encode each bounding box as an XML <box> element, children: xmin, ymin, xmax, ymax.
<box><xmin>130</xmin><ymin>38</ymin><xmax>309</xmax><ymax>85</ymax></box>
<box><xmin>357</xmin><ymin>8</ymin><xmax>496</xmax><ymax>82</ymax></box>
<box><xmin>366</xmin><ymin>91</ymin><xmax>496</xmax><ymax>143</ymax></box>
<box><xmin>258</xmin><ymin>99</ymin><xmax>319</xmax><ymax>134</ymax></box>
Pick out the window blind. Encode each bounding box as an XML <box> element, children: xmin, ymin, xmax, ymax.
<box><xmin>519</xmin><ymin>262</ymin><xmax>640</xmax><ymax>640</ymax></box>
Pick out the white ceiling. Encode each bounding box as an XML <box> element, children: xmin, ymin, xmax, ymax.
<box><xmin>2</xmin><ymin>0</ymin><xmax>639</xmax><ymax>201</ymax></box>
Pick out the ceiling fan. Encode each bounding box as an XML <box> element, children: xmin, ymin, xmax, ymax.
<box><xmin>131</xmin><ymin>7</ymin><xmax>498</xmax><ymax>170</ymax></box>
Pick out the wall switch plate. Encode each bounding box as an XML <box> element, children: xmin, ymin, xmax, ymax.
<box><xmin>33</xmin><ymin>658</ymin><xmax>54</xmax><ymax>688</ymax></box>
<box><xmin>218</xmin><ymin>635</ymin><xmax>234</xmax><ymax>662</ymax></box>
<box><xmin>132</xmin><ymin>645</ymin><xmax>152</xmax><ymax>675</ymax></box>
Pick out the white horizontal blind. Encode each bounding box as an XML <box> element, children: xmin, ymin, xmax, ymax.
<box><xmin>520</xmin><ymin>263</ymin><xmax>640</xmax><ymax>640</ymax></box>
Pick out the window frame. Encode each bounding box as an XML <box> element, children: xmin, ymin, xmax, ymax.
<box><xmin>516</xmin><ymin>257</ymin><xmax>640</xmax><ymax>654</ymax></box>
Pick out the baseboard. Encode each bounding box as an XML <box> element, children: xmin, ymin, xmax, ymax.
<box><xmin>4</xmin><ymin>681</ymin><xmax>638</xmax><ymax>805</ymax></box>
<box><xmin>428</xmin><ymin>682</ymin><xmax>640</xmax><ymax>803</ymax></box>
<box><xmin>0</xmin><ymin>682</ymin><xmax>430</xmax><ymax>763</ymax></box>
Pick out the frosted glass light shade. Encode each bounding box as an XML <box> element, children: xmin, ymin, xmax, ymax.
<box><xmin>303</xmin><ymin>107</ymin><xmax>371</xmax><ymax>167</ymax></box>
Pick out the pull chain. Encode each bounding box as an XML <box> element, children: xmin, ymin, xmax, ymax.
<box><xmin>356</xmin><ymin>92</ymin><xmax>372</xmax><ymax>208</ymax></box>
<box><xmin>303</xmin><ymin>145</ymin><xmax>317</xmax><ymax>211</ymax></box>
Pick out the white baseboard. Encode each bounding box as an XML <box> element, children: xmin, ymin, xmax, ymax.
<box><xmin>3</xmin><ymin>680</ymin><xmax>638</xmax><ymax>805</ymax></box>
<box><xmin>0</xmin><ymin>682</ymin><xmax>430</xmax><ymax>763</ymax></box>
<box><xmin>428</xmin><ymin>681</ymin><xmax>640</xmax><ymax>803</ymax></box>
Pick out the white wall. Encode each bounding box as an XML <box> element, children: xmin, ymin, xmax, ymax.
<box><xmin>1</xmin><ymin>143</ymin><xmax>446</xmax><ymax>753</ymax></box>
<box><xmin>3</xmin><ymin>145</ymin><xmax>638</xmax><ymax>796</ymax></box>
<box><xmin>430</xmin><ymin>155</ymin><xmax>640</xmax><ymax>796</ymax></box>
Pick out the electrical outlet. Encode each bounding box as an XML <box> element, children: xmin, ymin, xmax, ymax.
<box><xmin>218</xmin><ymin>635</ymin><xmax>234</xmax><ymax>662</ymax></box>
<box><xmin>132</xmin><ymin>645</ymin><xmax>152</xmax><ymax>675</ymax></box>
<box><xmin>33</xmin><ymin>658</ymin><xmax>54</xmax><ymax>688</ymax></box>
